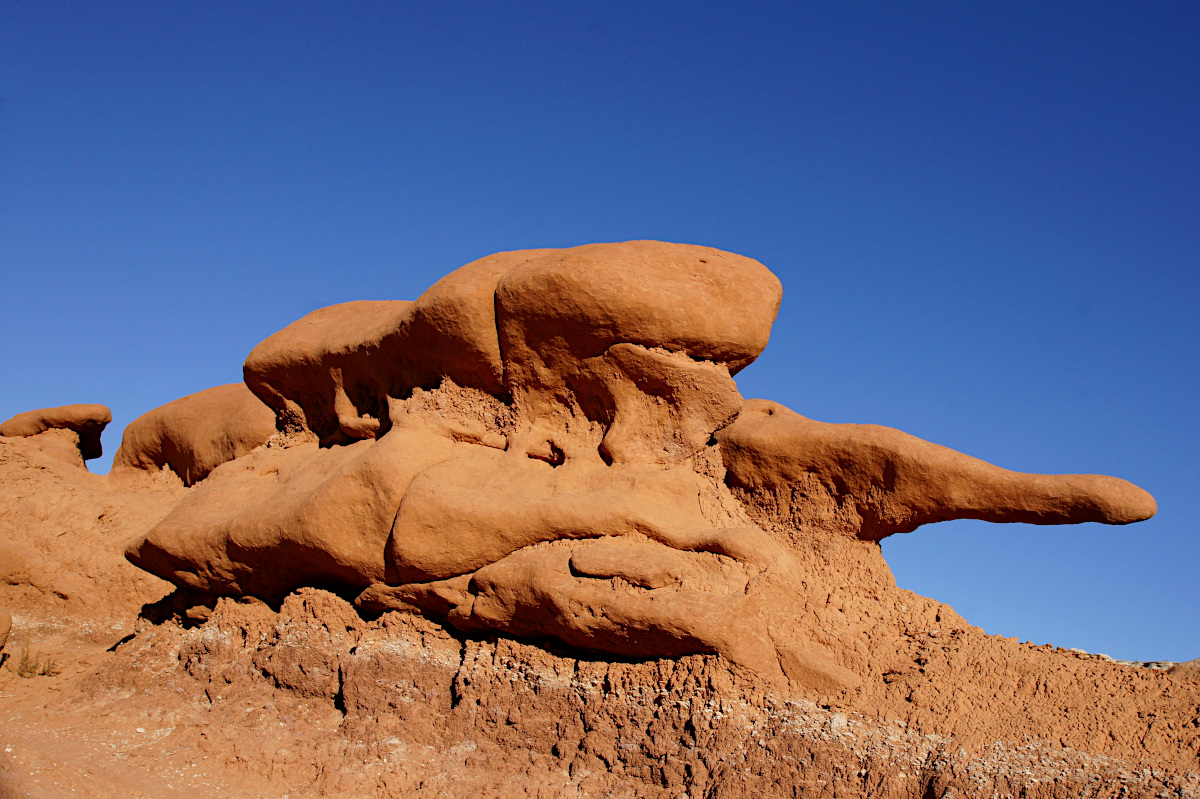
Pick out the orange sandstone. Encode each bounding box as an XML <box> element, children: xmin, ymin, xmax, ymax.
<box><xmin>0</xmin><ymin>241</ymin><xmax>1188</xmax><ymax>799</ymax></box>
<box><xmin>123</xmin><ymin>241</ymin><xmax>1155</xmax><ymax>692</ymax></box>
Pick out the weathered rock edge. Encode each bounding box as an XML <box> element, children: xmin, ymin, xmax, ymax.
<box><xmin>93</xmin><ymin>589</ymin><xmax>1199</xmax><ymax>799</ymax></box>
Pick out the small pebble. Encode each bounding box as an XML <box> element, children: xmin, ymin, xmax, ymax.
<box><xmin>136</xmin><ymin>728</ymin><xmax>145</xmax><ymax>733</ymax></box>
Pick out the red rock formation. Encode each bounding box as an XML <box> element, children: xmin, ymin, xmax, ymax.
<box><xmin>124</xmin><ymin>241</ymin><xmax>1156</xmax><ymax>694</ymax></box>
<box><xmin>719</xmin><ymin>398</ymin><xmax>1157</xmax><ymax>540</ymax></box>
<box><xmin>111</xmin><ymin>382</ymin><xmax>277</xmax><ymax>486</ymax></box>
<box><xmin>0</xmin><ymin>403</ymin><xmax>111</xmax><ymax>463</ymax></box>
<box><xmin>0</xmin><ymin>242</ymin><xmax>1188</xmax><ymax>797</ymax></box>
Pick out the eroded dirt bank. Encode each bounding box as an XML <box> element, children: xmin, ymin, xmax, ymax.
<box><xmin>1</xmin><ymin>427</ymin><xmax>1195</xmax><ymax>798</ymax></box>
<box><xmin>2</xmin><ymin>585</ymin><xmax>1198</xmax><ymax>798</ymax></box>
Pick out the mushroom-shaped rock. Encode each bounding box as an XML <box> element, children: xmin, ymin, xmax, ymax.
<box><xmin>717</xmin><ymin>399</ymin><xmax>1157</xmax><ymax>540</ymax></box>
<box><xmin>243</xmin><ymin>300</ymin><xmax>413</xmax><ymax>443</ymax></box>
<box><xmin>497</xmin><ymin>242</ymin><xmax>781</xmax><ymax>382</ymax></box>
<box><xmin>495</xmin><ymin>242</ymin><xmax>780</xmax><ymax>463</ymax></box>
<box><xmin>0</xmin><ymin>403</ymin><xmax>111</xmax><ymax>461</ymax></box>
<box><xmin>111</xmin><ymin>383</ymin><xmax>277</xmax><ymax>486</ymax></box>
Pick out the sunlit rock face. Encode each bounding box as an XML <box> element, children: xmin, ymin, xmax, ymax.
<box><xmin>110</xmin><ymin>383</ymin><xmax>277</xmax><ymax>486</ymax></box>
<box><xmin>0</xmin><ymin>403</ymin><xmax>112</xmax><ymax>465</ymax></box>
<box><xmin>124</xmin><ymin>240</ymin><xmax>1155</xmax><ymax>691</ymax></box>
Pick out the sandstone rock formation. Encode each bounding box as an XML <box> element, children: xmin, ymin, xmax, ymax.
<box><xmin>0</xmin><ymin>240</ymin><xmax>1191</xmax><ymax>798</ymax></box>
<box><xmin>719</xmin><ymin>399</ymin><xmax>1158</xmax><ymax>540</ymax></box>
<box><xmin>111</xmin><ymin>382</ymin><xmax>277</xmax><ymax>486</ymax></box>
<box><xmin>243</xmin><ymin>299</ymin><xmax>415</xmax><ymax>444</ymax></box>
<box><xmin>124</xmin><ymin>241</ymin><xmax>1157</xmax><ymax>693</ymax></box>
<box><xmin>0</xmin><ymin>429</ymin><xmax>184</xmax><ymax>619</ymax></box>
<box><xmin>0</xmin><ymin>403</ymin><xmax>111</xmax><ymax>464</ymax></box>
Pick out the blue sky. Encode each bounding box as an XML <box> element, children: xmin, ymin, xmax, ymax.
<box><xmin>2</xmin><ymin>2</ymin><xmax>1196</xmax><ymax>661</ymax></box>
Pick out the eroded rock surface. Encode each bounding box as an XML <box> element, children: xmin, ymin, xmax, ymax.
<box><xmin>111</xmin><ymin>382</ymin><xmax>277</xmax><ymax>485</ymax></box>
<box><xmin>0</xmin><ymin>403</ymin><xmax>111</xmax><ymax>463</ymax></box>
<box><xmin>123</xmin><ymin>240</ymin><xmax>1158</xmax><ymax>696</ymax></box>
<box><xmin>0</xmin><ymin>240</ymin><xmax>1189</xmax><ymax>798</ymax></box>
<box><xmin>719</xmin><ymin>399</ymin><xmax>1158</xmax><ymax>540</ymax></box>
<box><xmin>0</xmin><ymin>429</ymin><xmax>184</xmax><ymax>624</ymax></box>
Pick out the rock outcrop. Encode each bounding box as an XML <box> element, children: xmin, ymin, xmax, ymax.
<box><xmin>111</xmin><ymin>383</ymin><xmax>277</xmax><ymax>486</ymax></box>
<box><xmin>243</xmin><ymin>299</ymin><xmax>415</xmax><ymax>444</ymax></box>
<box><xmin>0</xmin><ymin>240</ymin><xmax>1189</xmax><ymax>798</ymax></box>
<box><xmin>0</xmin><ymin>430</ymin><xmax>185</xmax><ymax>619</ymax></box>
<box><xmin>719</xmin><ymin>399</ymin><xmax>1158</xmax><ymax>540</ymax></box>
<box><xmin>0</xmin><ymin>403</ymin><xmax>111</xmax><ymax>464</ymax></box>
<box><xmin>1171</xmin><ymin>658</ymin><xmax>1200</xmax><ymax>682</ymax></box>
<box><xmin>124</xmin><ymin>241</ymin><xmax>1156</xmax><ymax>692</ymax></box>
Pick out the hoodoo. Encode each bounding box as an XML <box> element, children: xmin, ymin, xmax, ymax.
<box><xmin>124</xmin><ymin>241</ymin><xmax>1155</xmax><ymax>690</ymax></box>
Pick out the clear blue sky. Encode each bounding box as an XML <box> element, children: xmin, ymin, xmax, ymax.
<box><xmin>2</xmin><ymin>2</ymin><xmax>1196</xmax><ymax>661</ymax></box>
